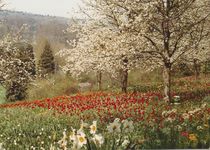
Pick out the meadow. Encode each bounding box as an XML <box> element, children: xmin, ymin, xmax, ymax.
<box><xmin>0</xmin><ymin>75</ymin><xmax>209</xmax><ymax>149</ymax></box>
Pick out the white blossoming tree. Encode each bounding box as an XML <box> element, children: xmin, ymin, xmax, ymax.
<box><xmin>0</xmin><ymin>25</ymin><xmax>36</xmax><ymax>101</ymax></box>
<box><xmin>181</xmin><ymin>20</ymin><xmax>210</xmax><ymax>79</ymax></box>
<box><xmin>86</xmin><ymin>0</ymin><xmax>210</xmax><ymax>101</ymax></box>
<box><xmin>182</xmin><ymin>38</ymin><xmax>210</xmax><ymax>79</ymax></box>
<box><xmin>59</xmin><ymin>1</ymin><xmax>152</xmax><ymax>92</ymax></box>
<box><xmin>135</xmin><ymin>0</ymin><xmax>210</xmax><ymax>102</ymax></box>
<box><xmin>61</xmin><ymin>0</ymin><xmax>210</xmax><ymax>100</ymax></box>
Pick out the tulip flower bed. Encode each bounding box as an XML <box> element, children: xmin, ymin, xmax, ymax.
<box><xmin>0</xmin><ymin>92</ymin><xmax>165</xmax><ymax>122</ymax></box>
<box><xmin>0</xmin><ymin>93</ymin><xmax>209</xmax><ymax>149</ymax></box>
<box><xmin>1</xmin><ymin>92</ymin><xmax>201</xmax><ymax>121</ymax></box>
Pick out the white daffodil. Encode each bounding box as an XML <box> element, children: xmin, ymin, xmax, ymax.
<box><xmin>201</xmin><ymin>103</ymin><xmax>207</xmax><ymax>108</ymax></box>
<box><xmin>107</xmin><ymin>118</ymin><xmax>121</xmax><ymax>133</ymax></box>
<box><xmin>171</xmin><ymin>109</ymin><xmax>177</xmax><ymax>113</ymax></box>
<box><xmin>50</xmin><ymin>144</ymin><xmax>55</xmax><ymax>150</ymax></box>
<box><xmin>58</xmin><ymin>131</ymin><xmax>68</xmax><ymax>150</ymax></box>
<box><xmin>71</xmin><ymin>134</ymin><xmax>79</xmax><ymax>150</ymax></box>
<box><xmin>122</xmin><ymin>120</ymin><xmax>134</xmax><ymax>133</ymax></box>
<box><xmin>189</xmin><ymin>108</ymin><xmax>201</xmax><ymax>115</ymax></box>
<box><xmin>78</xmin><ymin>120</ymin><xmax>89</xmax><ymax>134</ymax></box>
<box><xmin>182</xmin><ymin>113</ymin><xmax>190</xmax><ymax>120</ymax></box>
<box><xmin>177</xmin><ymin>125</ymin><xmax>182</xmax><ymax>132</ymax></box>
<box><xmin>69</xmin><ymin>127</ymin><xmax>77</xmax><ymax>142</ymax></box>
<box><xmin>0</xmin><ymin>143</ymin><xmax>5</xmax><ymax>150</ymax></box>
<box><xmin>90</xmin><ymin>121</ymin><xmax>97</xmax><ymax>135</ymax></box>
<box><xmin>77</xmin><ymin>132</ymin><xmax>87</xmax><ymax>149</ymax></box>
<box><xmin>162</xmin><ymin>111</ymin><xmax>168</xmax><ymax>116</ymax></box>
<box><xmin>197</xmin><ymin>126</ymin><xmax>203</xmax><ymax>131</ymax></box>
<box><xmin>122</xmin><ymin>139</ymin><xmax>130</xmax><ymax>147</ymax></box>
<box><xmin>165</xmin><ymin>117</ymin><xmax>174</xmax><ymax>123</ymax></box>
<box><xmin>92</xmin><ymin>134</ymin><xmax>104</xmax><ymax>147</ymax></box>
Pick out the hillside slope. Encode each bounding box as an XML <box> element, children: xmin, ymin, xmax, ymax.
<box><xmin>0</xmin><ymin>10</ymin><xmax>73</xmax><ymax>44</ymax></box>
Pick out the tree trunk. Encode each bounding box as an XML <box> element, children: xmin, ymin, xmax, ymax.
<box><xmin>204</xmin><ymin>61</ymin><xmax>208</xmax><ymax>77</ymax></box>
<box><xmin>121</xmin><ymin>69</ymin><xmax>128</xmax><ymax>93</ymax></box>
<box><xmin>97</xmin><ymin>71</ymin><xmax>102</xmax><ymax>91</ymax></box>
<box><xmin>193</xmin><ymin>59</ymin><xmax>200</xmax><ymax>80</ymax></box>
<box><xmin>205</xmin><ymin>61</ymin><xmax>207</xmax><ymax>75</ymax></box>
<box><xmin>121</xmin><ymin>58</ymin><xmax>129</xmax><ymax>93</ymax></box>
<box><xmin>163</xmin><ymin>65</ymin><xmax>172</xmax><ymax>103</ymax></box>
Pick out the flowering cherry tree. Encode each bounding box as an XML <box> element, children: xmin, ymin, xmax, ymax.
<box><xmin>61</xmin><ymin>0</ymin><xmax>210</xmax><ymax>99</ymax></box>
<box><xmin>59</xmin><ymin>1</ymin><xmax>152</xmax><ymax>92</ymax></box>
<box><xmin>135</xmin><ymin>0</ymin><xmax>210</xmax><ymax>102</ymax></box>
<box><xmin>182</xmin><ymin>35</ymin><xmax>210</xmax><ymax>78</ymax></box>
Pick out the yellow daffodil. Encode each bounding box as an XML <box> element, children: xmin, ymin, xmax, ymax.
<box><xmin>189</xmin><ymin>134</ymin><xmax>197</xmax><ymax>141</ymax></box>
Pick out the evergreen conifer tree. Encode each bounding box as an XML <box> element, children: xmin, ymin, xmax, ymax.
<box><xmin>4</xmin><ymin>42</ymin><xmax>36</xmax><ymax>101</ymax></box>
<box><xmin>38</xmin><ymin>41</ymin><xmax>55</xmax><ymax>77</ymax></box>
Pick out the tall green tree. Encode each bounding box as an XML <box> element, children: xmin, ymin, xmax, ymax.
<box><xmin>1</xmin><ymin>42</ymin><xmax>36</xmax><ymax>102</ymax></box>
<box><xmin>38</xmin><ymin>41</ymin><xmax>55</xmax><ymax>77</ymax></box>
<box><xmin>25</xmin><ymin>44</ymin><xmax>36</xmax><ymax>76</ymax></box>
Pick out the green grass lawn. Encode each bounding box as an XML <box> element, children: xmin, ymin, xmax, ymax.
<box><xmin>0</xmin><ymin>86</ymin><xmax>6</xmax><ymax>104</ymax></box>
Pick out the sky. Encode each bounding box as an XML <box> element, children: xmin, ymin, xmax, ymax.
<box><xmin>5</xmin><ymin>0</ymin><xmax>83</xmax><ymax>18</ymax></box>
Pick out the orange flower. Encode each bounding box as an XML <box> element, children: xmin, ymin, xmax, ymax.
<box><xmin>189</xmin><ymin>134</ymin><xmax>197</xmax><ymax>141</ymax></box>
<box><xmin>204</xmin><ymin>124</ymin><xmax>209</xmax><ymax>128</ymax></box>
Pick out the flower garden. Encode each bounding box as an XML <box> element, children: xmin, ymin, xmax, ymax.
<box><xmin>0</xmin><ymin>76</ymin><xmax>210</xmax><ymax>150</ymax></box>
<box><xmin>0</xmin><ymin>0</ymin><xmax>210</xmax><ymax>149</ymax></box>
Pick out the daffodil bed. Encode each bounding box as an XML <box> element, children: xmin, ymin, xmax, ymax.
<box><xmin>0</xmin><ymin>93</ymin><xmax>209</xmax><ymax>150</ymax></box>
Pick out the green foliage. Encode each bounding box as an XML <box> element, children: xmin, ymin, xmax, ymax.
<box><xmin>0</xmin><ymin>86</ymin><xmax>5</xmax><ymax>104</ymax></box>
<box><xmin>175</xmin><ymin>62</ymin><xmax>194</xmax><ymax>77</ymax></box>
<box><xmin>128</xmin><ymin>69</ymin><xmax>162</xmax><ymax>86</ymax></box>
<box><xmin>6</xmin><ymin>82</ymin><xmax>27</xmax><ymax>102</ymax></box>
<box><xmin>4</xmin><ymin>42</ymin><xmax>36</xmax><ymax>102</ymax></box>
<box><xmin>38</xmin><ymin>41</ymin><xmax>56</xmax><ymax>77</ymax></box>
<box><xmin>27</xmin><ymin>74</ymin><xmax>79</xmax><ymax>100</ymax></box>
<box><xmin>0</xmin><ymin>108</ymin><xmax>76</xmax><ymax>150</ymax></box>
<box><xmin>24</xmin><ymin>44</ymin><xmax>36</xmax><ymax>76</ymax></box>
<box><xmin>128</xmin><ymin>84</ymin><xmax>162</xmax><ymax>93</ymax></box>
<box><xmin>14</xmin><ymin>43</ymin><xmax>36</xmax><ymax>76</ymax></box>
<box><xmin>203</xmin><ymin>60</ymin><xmax>210</xmax><ymax>74</ymax></box>
<box><xmin>203</xmin><ymin>96</ymin><xmax>210</xmax><ymax>107</ymax></box>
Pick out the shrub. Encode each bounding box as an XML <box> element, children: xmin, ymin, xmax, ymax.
<box><xmin>6</xmin><ymin>82</ymin><xmax>27</xmax><ymax>102</ymax></box>
<box><xmin>64</xmin><ymin>86</ymin><xmax>80</xmax><ymax>95</ymax></box>
<box><xmin>176</xmin><ymin>63</ymin><xmax>194</xmax><ymax>77</ymax></box>
<box><xmin>128</xmin><ymin>84</ymin><xmax>162</xmax><ymax>93</ymax></box>
<box><xmin>27</xmin><ymin>74</ymin><xmax>78</xmax><ymax>100</ymax></box>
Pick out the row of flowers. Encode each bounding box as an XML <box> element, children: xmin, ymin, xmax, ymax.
<box><xmin>52</xmin><ymin>118</ymin><xmax>134</xmax><ymax>150</ymax></box>
<box><xmin>0</xmin><ymin>92</ymin><xmax>210</xmax><ymax>123</ymax></box>
<box><xmin>0</xmin><ymin>93</ymin><xmax>164</xmax><ymax>121</ymax></box>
